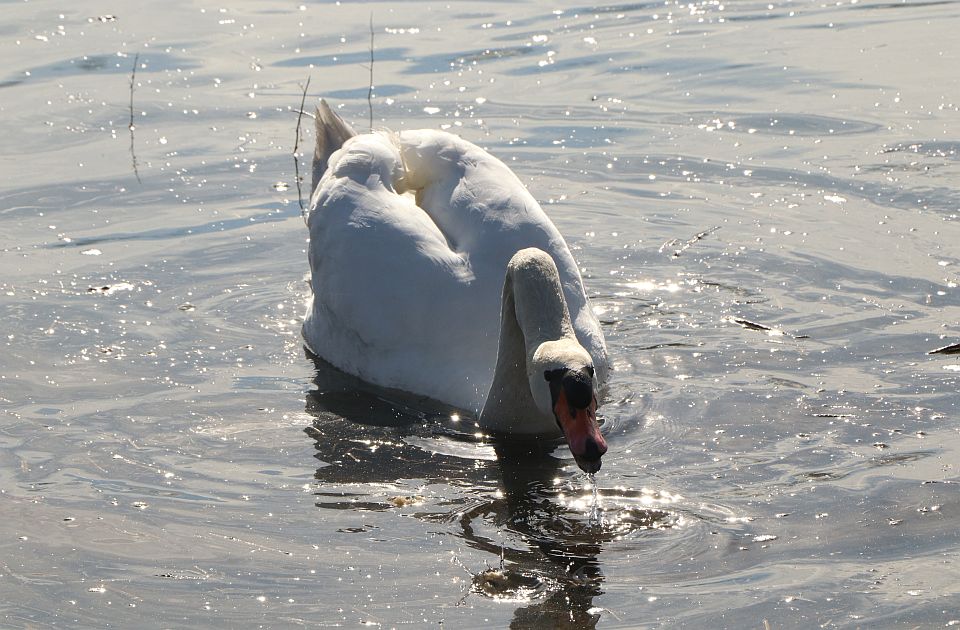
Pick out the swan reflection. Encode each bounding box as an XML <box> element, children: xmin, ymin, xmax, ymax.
<box><xmin>303</xmin><ymin>356</ymin><xmax>678</xmax><ymax>627</ymax></box>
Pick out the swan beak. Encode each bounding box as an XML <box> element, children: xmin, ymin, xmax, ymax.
<box><xmin>554</xmin><ymin>395</ymin><xmax>607</xmax><ymax>474</ymax></box>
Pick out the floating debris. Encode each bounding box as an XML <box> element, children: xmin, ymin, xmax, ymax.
<box><xmin>659</xmin><ymin>226</ymin><xmax>720</xmax><ymax>258</ymax></box>
<box><xmin>731</xmin><ymin>317</ymin><xmax>809</xmax><ymax>339</ymax></box>
<box><xmin>388</xmin><ymin>495</ymin><xmax>425</xmax><ymax>507</ymax></box>
<box><xmin>928</xmin><ymin>342</ymin><xmax>960</xmax><ymax>356</ymax></box>
<box><xmin>87</xmin><ymin>282</ymin><xmax>135</xmax><ymax>295</ymax></box>
<box><xmin>337</xmin><ymin>525</ymin><xmax>376</xmax><ymax>534</ymax></box>
<box><xmin>734</xmin><ymin>318</ymin><xmax>776</xmax><ymax>333</ymax></box>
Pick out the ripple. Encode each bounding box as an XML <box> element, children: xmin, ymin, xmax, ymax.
<box><xmin>555</xmin><ymin>486</ymin><xmax>685</xmax><ymax>539</ymax></box>
<box><xmin>881</xmin><ymin>140</ymin><xmax>960</xmax><ymax>159</ymax></box>
<box><xmin>7</xmin><ymin>51</ymin><xmax>198</xmax><ymax>84</ymax></box>
<box><xmin>724</xmin><ymin>112</ymin><xmax>881</xmax><ymax>137</ymax></box>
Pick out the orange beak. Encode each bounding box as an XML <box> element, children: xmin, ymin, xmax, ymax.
<box><xmin>553</xmin><ymin>390</ymin><xmax>607</xmax><ymax>473</ymax></box>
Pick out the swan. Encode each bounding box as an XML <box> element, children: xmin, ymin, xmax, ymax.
<box><xmin>302</xmin><ymin>100</ymin><xmax>611</xmax><ymax>472</ymax></box>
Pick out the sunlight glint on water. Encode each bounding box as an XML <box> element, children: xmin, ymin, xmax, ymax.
<box><xmin>0</xmin><ymin>0</ymin><xmax>958</xmax><ymax>627</ymax></box>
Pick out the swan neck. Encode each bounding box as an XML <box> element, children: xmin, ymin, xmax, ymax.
<box><xmin>480</xmin><ymin>250</ymin><xmax>576</xmax><ymax>429</ymax></box>
<box><xmin>510</xmin><ymin>262</ymin><xmax>574</xmax><ymax>353</ymax></box>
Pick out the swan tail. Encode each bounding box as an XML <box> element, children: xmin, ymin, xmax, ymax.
<box><xmin>312</xmin><ymin>99</ymin><xmax>358</xmax><ymax>193</ymax></box>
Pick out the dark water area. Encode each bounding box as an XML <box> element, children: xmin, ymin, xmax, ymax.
<box><xmin>1</xmin><ymin>0</ymin><xmax>958</xmax><ymax>627</ymax></box>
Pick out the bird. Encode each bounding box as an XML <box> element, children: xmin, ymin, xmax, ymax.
<box><xmin>302</xmin><ymin>100</ymin><xmax>610</xmax><ymax>472</ymax></box>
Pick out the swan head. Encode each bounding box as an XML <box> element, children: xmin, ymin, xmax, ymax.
<box><xmin>530</xmin><ymin>340</ymin><xmax>607</xmax><ymax>473</ymax></box>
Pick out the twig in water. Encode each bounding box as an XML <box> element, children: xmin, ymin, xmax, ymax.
<box><xmin>367</xmin><ymin>12</ymin><xmax>375</xmax><ymax>132</ymax></box>
<box><xmin>733</xmin><ymin>318</ymin><xmax>776</xmax><ymax>333</ymax></box>
<box><xmin>659</xmin><ymin>225</ymin><xmax>720</xmax><ymax>258</ymax></box>
<box><xmin>928</xmin><ymin>342</ymin><xmax>960</xmax><ymax>355</ymax></box>
<box><xmin>293</xmin><ymin>76</ymin><xmax>311</xmax><ymax>222</ymax></box>
<box><xmin>128</xmin><ymin>53</ymin><xmax>142</xmax><ymax>184</ymax></box>
<box><xmin>731</xmin><ymin>317</ymin><xmax>809</xmax><ymax>340</ymax></box>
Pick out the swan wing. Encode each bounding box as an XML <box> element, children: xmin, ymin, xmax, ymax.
<box><xmin>304</xmin><ymin>132</ymin><xmax>496</xmax><ymax>409</ymax></box>
<box><xmin>398</xmin><ymin>129</ymin><xmax>610</xmax><ymax>383</ymax></box>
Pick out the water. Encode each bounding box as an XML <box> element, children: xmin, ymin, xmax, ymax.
<box><xmin>2</xmin><ymin>0</ymin><xmax>958</xmax><ymax>626</ymax></box>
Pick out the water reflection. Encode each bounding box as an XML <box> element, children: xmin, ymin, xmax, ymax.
<box><xmin>303</xmin><ymin>354</ymin><xmax>677</xmax><ymax>626</ymax></box>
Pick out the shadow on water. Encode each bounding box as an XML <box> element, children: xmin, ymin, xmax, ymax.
<box><xmin>301</xmin><ymin>352</ymin><xmax>677</xmax><ymax>627</ymax></box>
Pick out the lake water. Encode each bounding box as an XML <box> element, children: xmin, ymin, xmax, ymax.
<box><xmin>2</xmin><ymin>0</ymin><xmax>959</xmax><ymax>627</ymax></box>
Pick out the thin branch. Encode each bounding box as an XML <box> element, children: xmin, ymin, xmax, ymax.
<box><xmin>128</xmin><ymin>53</ymin><xmax>142</xmax><ymax>184</ymax></box>
<box><xmin>928</xmin><ymin>342</ymin><xmax>960</xmax><ymax>355</ymax></box>
<box><xmin>730</xmin><ymin>317</ymin><xmax>809</xmax><ymax>340</ymax></box>
<box><xmin>659</xmin><ymin>225</ymin><xmax>720</xmax><ymax>258</ymax></box>
<box><xmin>293</xmin><ymin>76</ymin><xmax>311</xmax><ymax>222</ymax></box>
<box><xmin>368</xmin><ymin>12</ymin><xmax>374</xmax><ymax>132</ymax></box>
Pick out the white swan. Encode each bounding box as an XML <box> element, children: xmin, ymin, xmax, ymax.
<box><xmin>302</xmin><ymin>100</ymin><xmax>610</xmax><ymax>472</ymax></box>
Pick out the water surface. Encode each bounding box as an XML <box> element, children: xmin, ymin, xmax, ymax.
<box><xmin>1</xmin><ymin>0</ymin><xmax>959</xmax><ymax>627</ymax></box>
